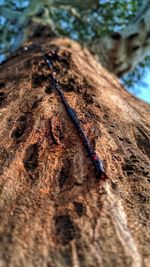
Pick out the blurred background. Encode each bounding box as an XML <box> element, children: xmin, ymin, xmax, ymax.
<box><xmin>0</xmin><ymin>0</ymin><xmax>150</xmax><ymax>103</ymax></box>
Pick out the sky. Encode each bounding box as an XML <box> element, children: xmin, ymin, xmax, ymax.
<box><xmin>130</xmin><ymin>70</ymin><xmax>150</xmax><ymax>104</ymax></box>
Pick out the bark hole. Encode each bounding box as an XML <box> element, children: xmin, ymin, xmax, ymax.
<box><xmin>48</xmin><ymin>117</ymin><xmax>64</xmax><ymax>145</ymax></box>
<box><xmin>130</xmin><ymin>154</ymin><xmax>140</xmax><ymax>163</ymax></box>
<box><xmin>11</xmin><ymin>115</ymin><xmax>28</xmax><ymax>141</ymax></box>
<box><xmin>31</xmin><ymin>99</ymin><xmax>41</xmax><ymax>109</ymax></box>
<box><xmin>73</xmin><ymin>201</ymin><xmax>86</xmax><ymax>217</ymax></box>
<box><xmin>83</xmin><ymin>91</ymin><xmax>94</xmax><ymax>105</ymax></box>
<box><xmin>137</xmin><ymin>193</ymin><xmax>147</xmax><ymax>204</ymax></box>
<box><xmin>23</xmin><ymin>143</ymin><xmax>39</xmax><ymax>174</ymax></box>
<box><xmin>0</xmin><ymin>92</ymin><xmax>6</xmax><ymax>107</ymax></box>
<box><xmin>110</xmin><ymin>32</ymin><xmax>122</xmax><ymax>40</ymax></box>
<box><xmin>127</xmin><ymin>32</ymin><xmax>139</xmax><ymax>40</ymax></box>
<box><xmin>0</xmin><ymin>82</ymin><xmax>5</xmax><ymax>88</ymax></box>
<box><xmin>25</xmin><ymin>59</ymin><xmax>32</xmax><ymax>69</ymax></box>
<box><xmin>59</xmin><ymin>165</ymin><xmax>70</xmax><ymax>188</ymax></box>
<box><xmin>31</xmin><ymin>74</ymin><xmax>48</xmax><ymax>88</ymax></box>
<box><xmin>122</xmin><ymin>161</ymin><xmax>135</xmax><ymax>175</ymax></box>
<box><xmin>61</xmin><ymin>77</ymin><xmax>77</xmax><ymax>92</ymax></box>
<box><xmin>45</xmin><ymin>86</ymin><xmax>53</xmax><ymax>94</ymax></box>
<box><xmin>55</xmin><ymin>215</ymin><xmax>77</xmax><ymax>245</ymax></box>
<box><xmin>132</xmin><ymin>45</ymin><xmax>140</xmax><ymax>51</ymax></box>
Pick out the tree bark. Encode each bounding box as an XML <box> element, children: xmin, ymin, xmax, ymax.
<box><xmin>0</xmin><ymin>37</ymin><xmax>150</xmax><ymax>267</ymax></box>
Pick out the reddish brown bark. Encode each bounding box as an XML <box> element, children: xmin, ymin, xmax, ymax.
<box><xmin>0</xmin><ymin>37</ymin><xmax>150</xmax><ymax>267</ymax></box>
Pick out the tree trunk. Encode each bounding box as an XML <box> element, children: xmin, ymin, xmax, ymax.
<box><xmin>0</xmin><ymin>37</ymin><xmax>150</xmax><ymax>267</ymax></box>
<box><xmin>90</xmin><ymin>0</ymin><xmax>150</xmax><ymax>76</ymax></box>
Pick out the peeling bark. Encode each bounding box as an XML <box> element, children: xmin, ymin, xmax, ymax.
<box><xmin>0</xmin><ymin>37</ymin><xmax>150</xmax><ymax>267</ymax></box>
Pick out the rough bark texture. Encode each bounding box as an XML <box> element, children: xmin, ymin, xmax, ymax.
<box><xmin>0</xmin><ymin>37</ymin><xmax>150</xmax><ymax>267</ymax></box>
